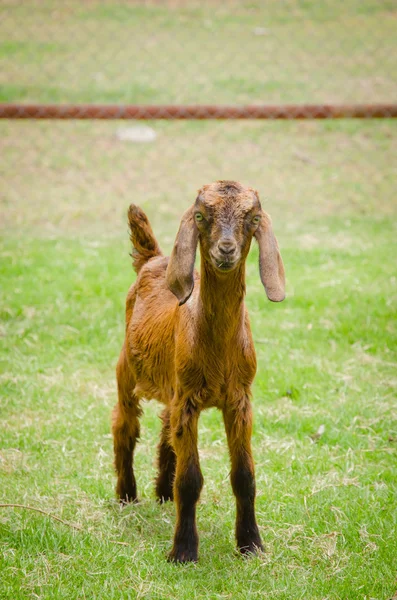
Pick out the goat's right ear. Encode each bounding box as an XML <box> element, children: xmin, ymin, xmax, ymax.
<box><xmin>166</xmin><ymin>206</ymin><xmax>199</xmax><ymax>305</ymax></box>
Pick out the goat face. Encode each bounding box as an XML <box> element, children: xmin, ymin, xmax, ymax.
<box><xmin>194</xmin><ymin>180</ymin><xmax>261</xmax><ymax>274</ymax></box>
<box><xmin>166</xmin><ymin>180</ymin><xmax>286</xmax><ymax>305</ymax></box>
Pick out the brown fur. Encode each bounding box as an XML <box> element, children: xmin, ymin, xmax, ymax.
<box><xmin>112</xmin><ymin>180</ymin><xmax>285</xmax><ymax>562</ymax></box>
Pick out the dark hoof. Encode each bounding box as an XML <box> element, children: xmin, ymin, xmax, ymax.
<box><xmin>157</xmin><ymin>494</ymin><xmax>173</xmax><ymax>504</ymax></box>
<box><xmin>119</xmin><ymin>495</ymin><xmax>139</xmax><ymax>505</ymax></box>
<box><xmin>116</xmin><ymin>481</ymin><xmax>138</xmax><ymax>504</ymax></box>
<box><xmin>155</xmin><ymin>486</ymin><xmax>174</xmax><ymax>503</ymax></box>
<box><xmin>167</xmin><ymin>545</ymin><xmax>198</xmax><ymax>564</ymax></box>
<box><xmin>155</xmin><ymin>477</ymin><xmax>174</xmax><ymax>503</ymax></box>
<box><xmin>238</xmin><ymin>540</ymin><xmax>264</xmax><ymax>556</ymax></box>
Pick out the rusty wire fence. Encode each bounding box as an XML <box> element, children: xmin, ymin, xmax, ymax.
<box><xmin>0</xmin><ymin>1</ymin><xmax>396</xmax><ymax>239</ymax></box>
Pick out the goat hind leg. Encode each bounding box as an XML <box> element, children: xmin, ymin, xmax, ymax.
<box><xmin>112</xmin><ymin>356</ymin><xmax>141</xmax><ymax>503</ymax></box>
<box><xmin>155</xmin><ymin>407</ymin><xmax>176</xmax><ymax>502</ymax></box>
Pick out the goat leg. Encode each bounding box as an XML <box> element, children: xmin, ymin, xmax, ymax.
<box><xmin>168</xmin><ymin>400</ymin><xmax>203</xmax><ymax>563</ymax></box>
<box><xmin>155</xmin><ymin>407</ymin><xmax>176</xmax><ymax>502</ymax></box>
<box><xmin>112</xmin><ymin>351</ymin><xmax>141</xmax><ymax>503</ymax></box>
<box><xmin>224</xmin><ymin>400</ymin><xmax>264</xmax><ymax>556</ymax></box>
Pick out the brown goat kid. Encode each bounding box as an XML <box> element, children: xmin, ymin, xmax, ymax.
<box><xmin>112</xmin><ymin>180</ymin><xmax>285</xmax><ymax>563</ymax></box>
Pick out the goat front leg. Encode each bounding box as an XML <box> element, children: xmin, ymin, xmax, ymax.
<box><xmin>168</xmin><ymin>398</ymin><xmax>203</xmax><ymax>563</ymax></box>
<box><xmin>223</xmin><ymin>397</ymin><xmax>263</xmax><ymax>556</ymax></box>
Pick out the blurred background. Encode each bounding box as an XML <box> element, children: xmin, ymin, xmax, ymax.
<box><xmin>1</xmin><ymin>0</ymin><xmax>396</xmax><ymax>244</ymax></box>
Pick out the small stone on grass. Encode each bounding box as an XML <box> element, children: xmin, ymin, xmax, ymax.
<box><xmin>116</xmin><ymin>126</ymin><xmax>157</xmax><ymax>143</ymax></box>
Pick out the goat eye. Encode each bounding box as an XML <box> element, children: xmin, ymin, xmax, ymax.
<box><xmin>252</xmin><ymin>215</ymin><xmax>261</xmax><ymax>225</ymax></box>
<box><xmin>195</xmin><ymin>213</ymin><xmax>204</xmax><ymax>222</ymax></box>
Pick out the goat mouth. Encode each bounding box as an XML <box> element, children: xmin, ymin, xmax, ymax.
<box><xmin>210</xmin><ymin>251</ymin><xmax>239</xmax><ymax>272</ymax></box>
<box><xmin>213</xmin><ymin>259</ymin><xmax>237</xmax><ymax>272</ymax></box>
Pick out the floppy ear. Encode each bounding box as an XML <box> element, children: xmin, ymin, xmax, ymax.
<box><xmin>166</xmin><ymin>205</ymin><xmax>199</xmax><ymax>305</ymax></box>
<box><xmin>254</xmin><ymin>212</ymin><xmax>285</xmax><ymax>302</ymax></box>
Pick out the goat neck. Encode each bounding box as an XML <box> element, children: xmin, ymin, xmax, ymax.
<box><xmin>198</xmin><ymin>255</ymin><xmax>246</xmax><ymax>339</ymax></box>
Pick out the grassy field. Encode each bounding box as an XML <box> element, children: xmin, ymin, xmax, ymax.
<box><xmin>1</xmin><ymin>118</ymin><xmax>396</xmax><ymax>599</ymax></box>
<box><xmin>1</xmin><ymin>2</ymin><xmax>397</xmax><ymax>599</ymax></box>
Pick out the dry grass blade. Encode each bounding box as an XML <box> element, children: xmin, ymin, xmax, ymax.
<box><xmin>0</xmin><ymin>503</ymin><xmax>83</xmax><ymax>531</ymax></box>
<box><xmin>0</xmin><ymin>503</ymin><xmax>132</xmax><ymax>547</ymax></box>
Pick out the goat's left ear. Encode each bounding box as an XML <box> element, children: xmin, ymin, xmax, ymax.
<box><xmin>254</xmin><ymin>212</ymin><xmax>285</xmax><ymax>302</ymax></box>
<box><xmin>166</xmin><ymin>205</ymin><xmax>199</xmax><ymax>305</ymax></box>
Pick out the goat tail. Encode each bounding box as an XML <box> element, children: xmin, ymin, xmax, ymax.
<box><xmin>128</xmin><ymin>204</ymin><xmax>162</xmax><ymax>274</ymax></box>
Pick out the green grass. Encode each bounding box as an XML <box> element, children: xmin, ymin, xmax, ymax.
<box><xmin>1</xmin><ymin>119</ymin><xmax>396</xmax><ymax>598</ymax></box>
<box><xmin>1</xmin><ymin>1</ymin><xmax>397</xmax><ymax>598</ymax></box>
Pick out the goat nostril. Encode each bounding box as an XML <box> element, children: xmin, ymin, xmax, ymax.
<box><xmin>218</xmin><ymin>241</ymin><xmax>236</xmax><ymax>255</ymax></box>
